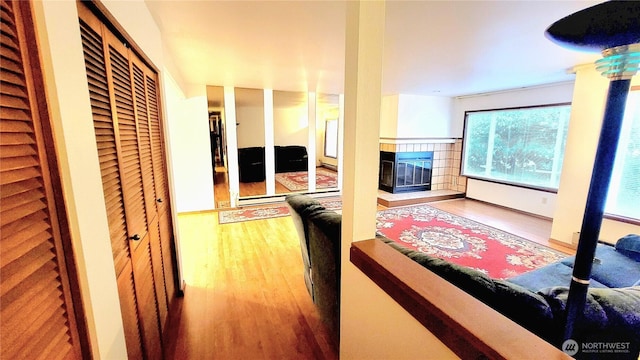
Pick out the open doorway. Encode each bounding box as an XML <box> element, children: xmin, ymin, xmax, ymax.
<box><xmin>207</xmin><ymin>86</ymin><xmax>231</xmax><ymax>209</ymax></box>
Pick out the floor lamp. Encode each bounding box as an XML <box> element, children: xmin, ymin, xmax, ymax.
<box><xmin>545</xmin><ymin>0</ymin><xmax>640</xmax><ymax>344</ymax></box>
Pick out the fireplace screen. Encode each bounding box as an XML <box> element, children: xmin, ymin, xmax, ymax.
<box><xmin>379</xmin><ymin>151</ymin><xmax>433</xmax><ymax>193</ymax></box>
<box><xmin>396</xmin><ymin>160</ymin><xmax>431</xmax><ymax>188</ymax></box>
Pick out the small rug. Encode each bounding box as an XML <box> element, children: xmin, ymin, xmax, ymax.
<box><xmin>275</xmin><ymin>169</ymin><xmax>338</xmax><ymax>191</ymax></box>
<box><xmin>376</xmin><ymin>204</ymin><xmax>566</xmax><ymax>279</ymax></box>
<box><xmin>218</xmin><ymin>197</ymin><xmax>342</xmax><ymax>224</ymax></box>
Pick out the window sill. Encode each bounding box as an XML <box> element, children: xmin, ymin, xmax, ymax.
<box><xmin>603</xmin><ymin>213</ymin><xmax>640</xmax><ymax>226</ymax></box>
<box><xmin>350</xmin><ymin>239</ymin><xmax>570</xmax><ymax>359</ymax></box>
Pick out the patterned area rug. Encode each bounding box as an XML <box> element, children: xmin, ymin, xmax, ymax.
<box><xmin>275</xmin><ymin>169</ymin><xmax>337</xmax><ymax>191</ymax></box>
<box><xmin>218</xmin><ymin>197</ymin><xmax>342</xmax><ymax>224</ymax></box>
<box><xmin>376</xmin><ymin>204</ymin><xmax>566</xmax><ymax>279</ymax></box>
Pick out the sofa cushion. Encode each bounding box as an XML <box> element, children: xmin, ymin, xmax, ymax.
<box><xmin>616</xmin><ymin>234</ymin><xmax>640</xmax><ymax>262</ymax></box>
<box><xmin>560</xmin><ymin>244</ymin><xmax>640</xmax><ymax>288</ymax></box>
<box><xmin>507</xmin><ymin>262</ymin><xmax>609</xmax><ymax>291</ymax></box>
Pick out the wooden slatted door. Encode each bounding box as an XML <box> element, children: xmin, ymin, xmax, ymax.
<box><xmin>77</xmin><ymin>3</ymin><xmax>177</xmax><ymax>359</ymax></box>
<box><xmin>78</xmin><ymin>13</ymin><xmax>146</xmax><ymax>360</ymax></box>
<box><xmin>146</xmin><ymin>73</ymin><xmax>177</xmax><ymax>305</ymax></box>
<box><xmin>107</xmin><ymin>34</ymin><xmax>162</xmax><ymax>358</ymax></box>
<box><xmin>131</xmin><ymin>55</ymin><xmax>169</xmax><ymax>331</ymax></box>
<box><xmin>0</xmin><ymin>0</ymin><xmax>86</xmax><ymax>358</ymax></box>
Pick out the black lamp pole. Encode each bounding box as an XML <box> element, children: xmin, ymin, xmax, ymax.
<box><xmin>545</xmin><ymin>0</ymin><xmax>640</xmax><ymax>344</ymax></box>
<box><xmin>562</xmin><ymin>72</ymin><xmax>631</xmax><ymax>341</ymax></box>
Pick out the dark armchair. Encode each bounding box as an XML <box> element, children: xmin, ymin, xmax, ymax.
<box><xmin>275</xmin><ymin>145</ymin><xmax>308</xmax><ymax>173</ymax></box>
<box><xmin>238</xmin><ymin>147</ymin><xmax>265</xmax><ymax>183</ymax></box>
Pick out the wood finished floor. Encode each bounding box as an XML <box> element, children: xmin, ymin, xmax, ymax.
<box><xmin>427</xmin><ymin>199</ymin><xmax>575</xmax><ymax>255</ymax></box>
<box><xmin>213</xmin><ymin>166</ymin><xmax>338</xmax><ymax>208</ymax></box>
<box><xmin>163</xmin><ymin>198</ymin><xmax>573</xmax><ymax>359</ymax></box>
<box><xmin>164</xmin><ymin>210</ymin><xmax>337</xmax><ymax>360</ymax></box>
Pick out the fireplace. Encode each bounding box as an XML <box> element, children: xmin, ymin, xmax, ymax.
<box><xmin>379</xmin><ymin>151</ymin><xmax>433</xmax><ymax>193</ymax></box>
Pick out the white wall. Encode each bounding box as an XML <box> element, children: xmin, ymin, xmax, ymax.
<box><xmin>396</xmin><ymin>94</ymin><xmax>453</xmax><ymax>138</ymax></box>
<box><xmin>236</xmin><ymin>106</ymin><xmax>266</xmax><ymax>148</ymax></box>
<box><xmin>164</xmin><ymin>76</ymin><xmax>215</xmax><ymax>213</ymax></box>
<box><xmin>551</xmin><ymin>65</ymin><xmax>640</xmax><ymax>244</ymax></box>
<box><xmin>380</xmin><ymin>94</ymin><xmax>453</xmax><ymax>139</ymax></box>
<box><xmin>380</xmin><ymin>94</ymin><xmax>399</xmax><ymax>138</ymax></box>
<box><xmin>466</xmin><ymin>179</ymin><xmax>557</xmax><ymax>218</ymax></box>
<box><xmin>274</xmin><ymin>106</ymin><xmax>309</xmax><ymax>146</ymax></box>
<box><xmin>455</xmin><ymin>82</ymin><xmax>575</xmax><ymax>217</ymax></box>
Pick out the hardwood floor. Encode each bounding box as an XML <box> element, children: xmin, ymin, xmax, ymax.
<box><xmin>427</xmin><ymin>199</ymin><xmax>575</xmax><ymax>255</ymax></box>
<box><xmin>213</xmin><ymin>166</ymin><xmax>338</xmax><ymax>208</ymax></box>
<box><xmin>164</xmin><ymin>211</ymin><xmax>337</xmax><ymax>360</ymax></box>
<box><xmin>163</xmin><ymin>198</ymin><xmax>573</xmax><ymax>359</ymax></box>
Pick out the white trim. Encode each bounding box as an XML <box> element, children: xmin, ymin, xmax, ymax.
<box><xmin>264</xmin><ymin>89</ymin><xmax>275</xmax><ymax>196</ymax></box>
<box><xmin>308</xmin><ymin>92</ymin><xmax>317</xmax><ymax>192</ymax></box>
<box><xmin>236</xmin><ymin>189</ymin><xmax>341</xmax><ymax>207</ymax></box>
<box><xmin>379</xmin><ymin>137</ymin><xmax>457</xmax><ymax>144</ymax></box>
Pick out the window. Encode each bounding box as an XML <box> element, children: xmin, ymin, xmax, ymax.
<box><xmin>605</xmin><ymin>89</ymin><xmax>639</xmax><ymax>221</ymax></box>
<box><xmin>461</xmin><ymin>104</ymin><xmax>571</xmax><ymax>191</ymax></box>
<box><xmin>324</xmin><ymin>118</ymin><xmax>338</xmax><ymax>158</ymax></box>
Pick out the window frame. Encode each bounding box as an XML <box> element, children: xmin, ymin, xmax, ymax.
<box><xmin>460</xmin><ymin>102</ymin><xmax>572</xmax><ymax>193</ymax></box>
<box><xmin>324</xmin><ymin>118</ymin><xmax>339</xmax><ymax>159</ymax></box>
<box><xmin>603</xmin><ymin>87</ymin><xmax>640</xmax><ymax>224</ymax></box>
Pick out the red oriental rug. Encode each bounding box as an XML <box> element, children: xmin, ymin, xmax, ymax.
<box><xmin>376</xmin><ymin>204</ymin><xmax>566</xmax><ymax>279</ymax></box>
<box><xmin>275</xmin><ymin>169</ymin><xmax>337</xmax><ymax>191</ymax></box>
<box><xmin>218</xmin><ymin>197</ymin><xmax>342</xmax><ymax>224</ymax></box>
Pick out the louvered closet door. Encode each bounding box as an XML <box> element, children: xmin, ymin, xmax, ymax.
<box><xmin>78</xmin><ymin>4</ymin><xmax>178</xmax><ymax>359</ymax></box>
<box><xmin>78</xmin><ymin>11</ymin><xmax>145</xmax><ymax>360</ymax></box>
<box><xmin>105</xmin><ymin>29</ymin><xmax>162</xmax><ymax>360</ymax></box>
<box><xmin>131</xmin><ymin>55</ymin><xmax>169</xmax><ymax>331</ymax></box>
<box><xmin>147</xmin><ymin>74</ymin><xmax>168</xmax><ymax>215</ymax></box>
<box><xmin>0</xmin><ymin>0</ymin><xmax>84</xmax><ymax>358</ymax></box>
<box><xmin>107</xmin><ymin>33</ymin><xmax>149</xmax><ymax>248</ymax></box>
<box><xmin>146</xmin><ymin>74</ymin><xmax>177</xmax><ymax>302</ymax></box>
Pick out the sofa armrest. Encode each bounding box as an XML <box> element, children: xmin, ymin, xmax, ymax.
<box><xmin>307</xmin><ymin>210</ymin><xmax>341</xmax><ymax>346</ymax></box>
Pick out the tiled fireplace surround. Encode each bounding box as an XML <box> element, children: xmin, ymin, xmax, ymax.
<box><xmin>379</xmin><ymin>139</ymin><xmax>467</xmax><ymax>193</ymax></box>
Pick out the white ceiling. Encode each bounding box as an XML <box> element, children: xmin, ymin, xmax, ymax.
<box><xmin>145</xmin><ymin>0</ymin><xmax>604</xmax><ymax>103</ymax></box>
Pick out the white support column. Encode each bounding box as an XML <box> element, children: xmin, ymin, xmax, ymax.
<box><xmin>264</xmin><ymin>89</ymin><xmax>276</xmax><ymax>196</ymax></box>
<box><xmin>340</xmin><ymin>5</ymin><xmax>457</xmax><ymax>357</ymax></box>
<box><xmin>223</xmin><ymin>86</ymin><xmax>240</xmax><ymax>207</ymax></box>
<box><xmin>341</xmin><ymin>0</ymin><xmax>386</xmax><ymax>354</ymax></box>
<box><xmin>338</xmin><ymin>93</ymin><xmax>345</xmax><ymax>191</ymax></box>
<box><xmin>341</xmin><ymin>1</ymin><xmax>384</xmax><ymax>244</ymax></box>
<box><xmin>308</xmin><ymin>91</ymin><xmax>317</xmax><ymax>192</ymax></box>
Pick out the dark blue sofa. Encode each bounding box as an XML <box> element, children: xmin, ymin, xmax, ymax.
<box><xmin>508</xmin><ymin>235</ymin><xmax>640</xmax><ymax>290</ymax></box>
<box><xmin>285</xmin><ymin>194</ymin><xmax>640</xmax><ymax>359</ymax></box>
<box><xmin>384</xmin><ymin>233</ymin><xmax>640</xmax><ymax>360</ymax></box>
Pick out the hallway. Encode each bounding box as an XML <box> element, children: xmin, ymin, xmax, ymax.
<box><xmin>164</xmin><ymin>211</ymin><xmax>337</xmax><ymax>359</ymax></box>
